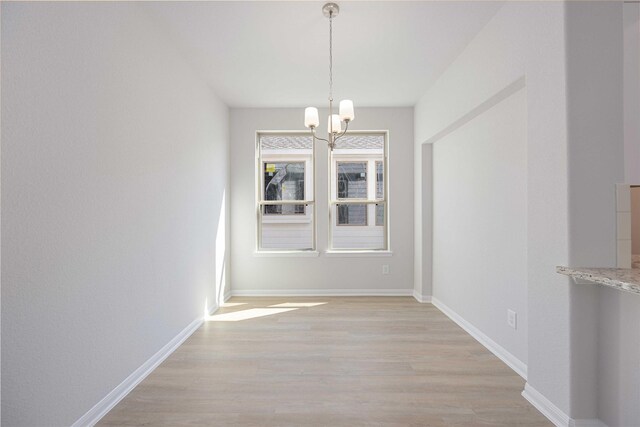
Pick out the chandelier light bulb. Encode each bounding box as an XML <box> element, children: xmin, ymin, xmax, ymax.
<box><xmin>304</xmin><ymin>107</ymin><xmax>320</xmax><ymax>128</ymax></box>
<box><xmin>339</xmin><ymin>100</ymin><xmax>354</xmax><ymax>122</ymax></box>
<box><xmin>328</xmin><ymin>114</ymin><xmax>342</xmax><ymax>134</ymax></box>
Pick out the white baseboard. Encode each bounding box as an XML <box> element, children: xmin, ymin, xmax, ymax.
<box><xmin>522</xmin><ymin>383</ymin><xmax>571</xmax><ymax>427</ymax></box>
<box><xmin>72</xmin><ymin>305</ymin><xmax>217</xmax><ymax>427</ymax></box>
<box><xmin>521</xmin><ymin>383</ymin><xmax>608</xmax><ymax>427</ymax></box>
<box><xmin>231</xmin><ymin>289</ymin><xmax>413</xmax><ymax>297</ymax></box>
<box><xmin>431</xmin><ymin>297</ymin><xmax>527</xmax><ymax>379</ymax></box>
<box><xmin>208</xmin><ymin>303</ymin><xmax>218</xmax><ymax>315</ymax></box>
<box><xmin>412</xmin><ymin>290</ymin><xmax>432</xmax><ymax>303</ymax></box>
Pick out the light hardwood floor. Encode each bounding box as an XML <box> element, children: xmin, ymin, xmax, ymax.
<box><xmin>99</xmin><ymin>297</ymin><xmax>551</xmax><ymax>426</ymax></box>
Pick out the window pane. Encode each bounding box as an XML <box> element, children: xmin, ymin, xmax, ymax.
<box><xmin>260</xmin><ymin>135</ymin><xmax>313</xmax><ymax>150</ymax></box>
<box><xmin>263</xmin><ymin>162</ymin><xmax>305</xmax><ymax>215</ymax></box>
<box><xmin>337</xmin><ymin>203</ymin><xmax>367</xmax><ymax>226</ymax></box>
<box><xmin>261</xmin><ymin>202</ymin><xmax>313</xmax><ymax>250</ymax></box>
<box><xmin>376</xmin><ymin>162</ymin><xmax>384</xmax><ymax>226</ymax></box>
<box><xmin>376</xmin><ymin>204</ymin><xmax>384</xmax><ymax>227</ymax></box>
<box><xmin>337</xmin><ymin>162</ymin><xmax>367</xmax><ymax>199</ymax></box>
<box><xmin>334</xmin><ymin>134</ymin><xmax>384</xmax><ymax>150</ymax></box>
<box><xmin>337</xmin><ymin>162</ymin><xmax>367</xmax><ymax>226</ymax></box>
<box><xmin>376</xmin><ymin>161</ymin><xmax>383</xmax><ymax>199</ymax></box>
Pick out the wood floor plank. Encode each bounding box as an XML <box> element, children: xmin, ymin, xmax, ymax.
<box><xmin>98</xmin><ymin>297</ymin><xmax>551</xmax><ymax>426</ymax></box>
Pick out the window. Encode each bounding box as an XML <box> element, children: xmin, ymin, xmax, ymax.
<box><xmin>330</xmin><ymin>132</ymin><xmax>388</xmax><ymax>250</ymax></box>
<box><xmin>256</xmin><ymin>133</ymin><xmax>315</xmax><ymax>251</ymax></box>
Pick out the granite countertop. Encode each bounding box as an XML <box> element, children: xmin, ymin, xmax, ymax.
<box><xmin>557</xmin><ymin>266</ymin><xmax>640</xmax><ymax>295</ymax></box>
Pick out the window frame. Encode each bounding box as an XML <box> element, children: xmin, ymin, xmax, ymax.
<box><xmin>255</xmin><ymin>131</ymin><xmax>316</xmax><ymax>253</ymax></box>
<box><xmin>328</xmin><ymin>130</ymin><xmax>390</xmax><ymax>252</ymax></box>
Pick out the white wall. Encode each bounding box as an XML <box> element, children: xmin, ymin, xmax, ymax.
<box><xmin>564</xmin><ymin>3</ymin><xmax>625</xmax><ymax>422</ymax></box>
<box><xmin>597</xmin><ymin>7</ymin><xmax>640</xmax><ymax>427</ymax></box>
<box><xmin>1</xmin><ymin>3</ymin><xmax>229</xmax><ymax>425</ymax></box>
<box><xmin>415</xmin><ymin>0</ymin><xmax>571</xmax><ymax>413</ymax></box>
<box><xmin>596</xmin><ymin>287</ymin><xmax>640</xmax><ymax>427</ymax></box>
<box><xmin>599</xmin><ymin>192</ymin><xmax>640</xmax><ymax>425</ymax></box>
<box><xmin>416</xmin><ymin>2</ymin><xmax>639</xmax><ymax>426</ymax></box>
<box><xmin>419</xmin><ymin>144</ymin><xmax>433</xmax><ymax>299</ymax></box>
<box><xmin>230</xmin><ymin>108</ymin><xmax>414</xmax><ymax>294</ymax></box>
<box><xmin>626</xmin><ymin>1</ymin><xmax>640</xmax><ymax>256</ymax></box>
<box><xmin>432</xmin><ymin>87</ymin><xmax>528</xmax><ymax>364</ymax></box>
<box><xmin>624</xmin><ymin>2</ymin><xmax>640</xmax><ymax>184</ymax></box>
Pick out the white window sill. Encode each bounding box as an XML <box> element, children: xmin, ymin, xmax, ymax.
<box><xmin>254</xmin><ymin>250</ymin><xmax>319</xmax><ymax>257</ymax></box>
<box><xmin>324</xmin><ymin>250</ymin><xmax>393</xmax><ymax>257</ymax></box>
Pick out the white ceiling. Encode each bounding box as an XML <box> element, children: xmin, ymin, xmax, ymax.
<box><xmin>143</xmin><ymin>1</ymin><xmax>502</xmax><ymax>108</ymax></box>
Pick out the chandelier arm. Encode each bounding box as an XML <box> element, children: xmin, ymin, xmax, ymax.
<box><xmin>334</xmin><ymin>120</ymin><xmax>350</xmax><ymax>142</ymax></box>
<box><xmin>311</xmin><ymin>132</ymin><xmax>331</xmax><ymax>145</ymax></box>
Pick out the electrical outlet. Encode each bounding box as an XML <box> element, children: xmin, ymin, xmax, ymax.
<box><xmin>382</xmin><ymin>264</ymin><xmax>390</xmax><ymax>275</ymax></box>
<box><xmin>507</xmin><ymin>309</ymin><xmax>517</xmax><ymax>329</ymax></box>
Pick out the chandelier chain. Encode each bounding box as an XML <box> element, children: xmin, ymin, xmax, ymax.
<box><xmin>329</xmin><ymin>12</ymin><xmax>333</xmax><ymax>102</ymax></box>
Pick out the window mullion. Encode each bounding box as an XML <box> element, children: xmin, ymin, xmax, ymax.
<box><xmin>367</xmin><ymin>160</ymin><xmax>375</xmax><ymax>227</ymax></box>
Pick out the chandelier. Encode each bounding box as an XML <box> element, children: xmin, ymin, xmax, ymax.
<box><xmin>304</xmin><ymin>2</ymin><xmax>354</xmax><ymax>151</ymax></box>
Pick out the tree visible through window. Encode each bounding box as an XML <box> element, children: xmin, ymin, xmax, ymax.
<box><xmin>263</xmin><ymin>162</ymin><xmax>305</xmax><ymax>215</ymax></box>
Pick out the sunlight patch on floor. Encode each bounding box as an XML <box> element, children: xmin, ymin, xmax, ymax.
<box><xmin>206</xmin><ymin>307</ymin><xmax>298</xmax><ymax>322</ymax></box>
<box><xmin>221</xmin><ymin>302</ymin><xmax>248</xmax><ymax>308</ymax></box>
<box><xmin>268</xmin><ymin>302</ymin><xmax>327</xmax><ymax>308</ymax></box>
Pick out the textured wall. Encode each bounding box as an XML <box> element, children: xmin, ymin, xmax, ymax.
<box><xmin>1</xmin><ymin>3</ymin><xmax>229</xmax><ymax>425</ymax></box>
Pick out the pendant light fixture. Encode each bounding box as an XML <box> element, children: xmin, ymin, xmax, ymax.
<box><xmin>304</xmin><ymin>2</ymin><xmax>354</xmax><ymax>150</ymax></box>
